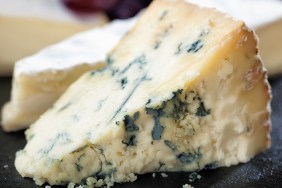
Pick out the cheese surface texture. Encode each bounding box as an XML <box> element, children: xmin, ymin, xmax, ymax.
<box><xmin>1</xmin><ymin>18</ymin><xmax>135</xmax><ymax>132</ymax></box>
<box><xmin>187</xmin><ymin>0</ymin><xmax>282</xmax><ymax>76</ymax></box>
<box><xmin>0</xmin><ymin>0</ymin><xmax>107</xmax><ymax>75</ymax></box>
<box><xmin>15</xmin><ymin>0</ymin><xmax>271</xmax><ymax>187</ymax></box>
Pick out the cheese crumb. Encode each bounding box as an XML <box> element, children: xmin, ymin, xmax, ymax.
<box><xmin>161</xmin><ymin>173</ymin><xmax>168</xmax><ymax>178</ymax></box>
<box><xmin>86</xmin><ymin>177</ymin><xmax>98</xmax><ymax>186</ymax></box>
<box><xmin>152</xmin><ymin>173</ymin><xmax>156</xmax><ymax>178</ymax></box>
<box><xmin>67</xmin><ymin>182</ymin><xmax>75</xmax><ymax>188</ymax></box>
<box><xmin>95</xmin><ymin>179</ymin><xmax>104</xmax><ymax>187</ymax></box>
<box><xmin>128</xmin><ymin>173</ymin><xmax>138</xmax><ymax>182</ymax></box>
<box><xmin>188</xmin><ymin>172</ymin><xmax>201</xmax><ymax>182</ymax></box>
<box><xmin>183</xmin><ymin>184</ymin><xmax>194</xmax><ymax>188</ymax></box>
<box><xmin>197</xmin><ymin>174</ymin><xmax>202</xmax><ymax>179</ymax></box>
<box><xmin>3</xmin><ymin>164</ymin><xmax>8</xmax><ymax>169</ymax></box>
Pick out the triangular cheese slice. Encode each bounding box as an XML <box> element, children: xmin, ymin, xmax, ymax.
<box><xmin>1</xmin><ymin>18</ymin><xmax>135</xmax><ymax>131</ymax></box>
<box><xmin>15</xmin><ymin>0</ymin><xmax>271</xmax><ymax>187</ymax></box>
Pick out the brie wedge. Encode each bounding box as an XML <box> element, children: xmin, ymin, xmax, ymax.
<box><xmin>1</xmin><ymin>18</ymin><xmax>135</xmax><ymax>132</ymax></box>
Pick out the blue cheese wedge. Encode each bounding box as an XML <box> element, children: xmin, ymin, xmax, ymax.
<box><xmin>0</xmin><ymin>0</ymin><xmax>107</xmax><ymax>75</ymax></box>
<box><xmin>15</xmin><ymin>0</ymin><xmax>271</xmax><ymax>187</ymax></box>
<box><xmin>1</xmin><ymin>18</ymin><xmax>135</xmax><ymax>132</ymax></box>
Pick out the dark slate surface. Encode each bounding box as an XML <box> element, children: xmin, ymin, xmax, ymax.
<box><xmin>0</xmin><ymin>76</ymin><xmax>281</xmax><ymax>188</ymax></box>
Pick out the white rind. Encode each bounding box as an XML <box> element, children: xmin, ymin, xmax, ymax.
<box><xmin>0</xmin><ymin>0</ymin><xmax>102</xmax><ymax>24</ymax></box>
<box><xmin>15</xmin><ymin>18</ymin><xmax>136</xmax><ymax>76</ymax></box>
<box><xmin>187</xmin><ymin>0</ymin><xmax>282</xmax><ymax>29</ymax></box>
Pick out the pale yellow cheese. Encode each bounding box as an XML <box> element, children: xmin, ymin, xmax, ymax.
<box><xmin>15</xmin><ymin>0</ymin><xmax>271</xmax><ymax>187</ymax></box>
<box><xmin>1</xmin><ymin>19</ymin><xmax>135</xmax><ymax>132</ymax></box>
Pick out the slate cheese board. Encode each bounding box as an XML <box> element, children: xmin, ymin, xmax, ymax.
<box><xmin>0</xmin><ymin>76</ymin><xmax>281</xmax><ymax>188</ymax></box>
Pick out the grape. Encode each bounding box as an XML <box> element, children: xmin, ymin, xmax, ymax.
<box><xmin>62</xmin><ymin>0</ymin><xmax>96</xmax><ymax>13</ymax></box>
<box><xmin>91</xmin><ymin>0</ymin><xmax>118</xmax><ymax>11</ymax></box>
<box><xmin>107</xmin><ymin>0</ymin><xmax>150</xmax><ymax>19</ymax></box>
<box><xmin>62</xmin><ymin>0</ymin><xmax>118</xmax><ymax>13</ymax></box>
<box><xmin>62</xmin><ymin>0</ymin><xmax>152</xmax><ymax>19</ymax></box>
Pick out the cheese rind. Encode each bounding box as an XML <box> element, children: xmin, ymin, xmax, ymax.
<box><xmin>187</xmin><ymin>0</ymin><xmax>282</xmax><ymax>76</ymax></box>
<box><xmin>1</xmin><ymin>18</ymin><xmax>135</xmax><ymax>132</ymax></box>
<box><xmin>15</xmin><ymin>0</ymin><xmax>271</xmax><ymax>187</ymax></box>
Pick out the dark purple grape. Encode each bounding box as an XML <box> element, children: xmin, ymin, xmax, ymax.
<box><xmin>62</xmin><ymin>0</ymin><xmax>118</xmax><ymax>13</ymax></box>
<box><xmin>92</xmin><ymin>0</ymin><xmax>118</xmax><ymax>11</ymax></box>
<box><xmin>62</xmin><ymin>0</ymin><xmax>152</xmax><ymax>19</ymax></box>
<box><xmin>107</xmin><ymin>0</ymin><xmax>152</xmax><ymax>20</ymax></box>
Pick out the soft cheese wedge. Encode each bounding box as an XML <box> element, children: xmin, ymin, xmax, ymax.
<box><xmin>0</xmin><ymin>0</ymin><xmax>107</xmax><ymax>75</ymax></box>
<box><xmin>1</xmin><ymin>18</ymin><xmax>135</xmax><ymax>132</ymax></box>
<box><xmin>15</xmin><ymin>0</ymin><xmax>271</xmax><ymax>187</ymax></box>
